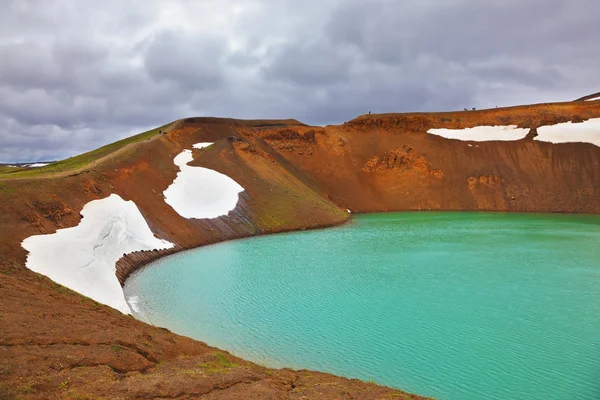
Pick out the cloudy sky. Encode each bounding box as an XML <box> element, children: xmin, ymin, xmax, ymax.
<box><xmin>1</xmin><ymin>0</ymin><xmax>598</xmax><ymax>162</ymax></box>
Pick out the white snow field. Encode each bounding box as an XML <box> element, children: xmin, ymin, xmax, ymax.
<box><xmin>22</xmin><ymin>194</ymin><xmax>174</xmax><ymax>314</ymax></box>
<box><xmin>585</xmin><ymin>96</ymin><xmax>600</xmax><ymax>101</ymax></box>
<box><xmin>427</xmin><ymin>125</ymin><xmax>530</xmax><ymax>141</ymax></box>
<box><xmin>192</xmin><ymin>142</ymin><xmax>214</xmax><ymax>149</ymax></box>
<box><xmin>163</xmin><ymin>142</ymin><xmax>245</xmax><ymax>219</ymax></box>
<box><xmin>126</xmin><ymin>295</ymin><xmax>141</xmax><ymax>313</ymax></box>
<box><xmin>535</xmin><ymin>118</ymin><xmax>600</xmax><ymax>147</ymax></box>
<box><xmin>5</xmin><ymin>163</ymin><xmax>49</xmax><ymax>168</ymax></box>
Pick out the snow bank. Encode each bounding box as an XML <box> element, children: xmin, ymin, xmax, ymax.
<box><xmin>585</xmin><ymin>96</ymin><xmax>600</xmax><ymax>102</ymax></box>
<box><xmin>192</xmin><ymin>142</ymin><xmax>214</xmax><ymax>149</ymax></box>
<box><xmin>164</xmin><ymin>142</ymin><xmax>245</xmax><ymax>219</ymax></box>
<box><xmin>22</xmin><ymin>194</ymin><xmax>174</xmax><ymax>314</ymax></box>
<box><xmin>427</xmin><ymin>125</ymin><xmax>530</xmax><ymax>141</ymax></box>
<box><xmin>535</xmin><ymin>118</ymin><xmax>600</xmax><ymax>147</ymax></box>
<box><xmin>127</xmin><ymin>295</ymin><xmax>141</xmax><ymax>313</ymax></box>
<box><xmin>4</xmin><ymin>163</ymin><xmax>49</xmax><ymax>168</ymax></box>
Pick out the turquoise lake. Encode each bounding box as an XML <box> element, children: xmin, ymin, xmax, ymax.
<box><xmin>124</xmin><ymin>212</ymin><xmax>600</xmax><ymax>399</ymax></box>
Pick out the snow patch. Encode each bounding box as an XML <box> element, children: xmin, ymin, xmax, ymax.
<box><xmin>585</xmin><ymin>96</ymin><xmax>600</xmax><ymax>102</ymax></box>
<box><xmin>164</xmin><ymin>143</ymin><xmax>245</xmax><ymax>219</ymax></box>
<box><xmin>4</xmin><ymin>163</ymin><xmax>50</xmax><ymax>168</ymax></box>
<box><xmin>535</xmin><ymin>118</ymin><xmax>600</xmax><ymax>147</ymax></box>
<box><xmin>192</xmin><ymin>142</ymin><xmax>214</xmax><ymax>150</ymax></box>
<box><xmin>127</xmin><ymin>296</ymin><xmax>141</xmax><ymax>313</ymax></box>
<box><xmin>22</xmin><ymin>194</ymin><xmax>174</xmax><ymax>314</ymax></box>
<box><xmin>427</xmin><ymin>125</ymin><xmax>530</xmax><ymax>141</ymax></box>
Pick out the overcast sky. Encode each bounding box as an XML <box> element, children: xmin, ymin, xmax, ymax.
<box><xmin>1</xmin><ymin>0</ymin><xmax>599</xmax><ymax>162</ymax></box>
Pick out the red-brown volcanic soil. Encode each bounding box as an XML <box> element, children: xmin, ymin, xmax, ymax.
<box><xmin>1</xmin><ymin>100</ymin><xmax>600</xmax><ymax>399</ymax></box>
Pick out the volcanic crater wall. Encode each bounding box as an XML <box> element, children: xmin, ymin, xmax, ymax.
<box><xmin>1</xmin><ymin>100</ymin><xmax>600</xmax><ymax>399</ymax></box>
<box><xmin>254</xmin><ymin>103</ymin><xmax>600</xmax><ymax>214</ymax></box>
<box><xmin>3</xmin><ymin>102</ymin><xmax>600</xmax><ymax>298</ymax></box>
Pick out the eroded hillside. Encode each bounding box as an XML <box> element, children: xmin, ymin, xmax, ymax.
<box><xmin>249</xmin><ymin>101</ymin><xmax>600</xmax><ymax>213</ymax></box>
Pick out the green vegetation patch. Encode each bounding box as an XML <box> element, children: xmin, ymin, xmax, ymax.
<box><xmin>198</xmin><ymin>352</ymin><xmax>239</xmax><ymax>375</ymax></box>
<box><xmin>0</xmin><ymin>123</ymin><xmax>171</xmax><ymax>179</ymax></box>
<box><xmin>0</xmin><ymin>165</ymin><xmax>25</xmax><ymax>174</ymax></box>
<box><xmin>110</xmin><ymin>345</ymin><xmax>122</xmax><ymax>353</ymax></box>
<box><xmin>58</xmin><ymin>377</ymin><xmax>71</xmax><ymax>390</ymax></box>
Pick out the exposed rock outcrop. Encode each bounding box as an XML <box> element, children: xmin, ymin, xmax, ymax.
<box><xmin>363</xmin><ymin>146</ymin><xmax>445</xmax><ymax>178</ymax></box>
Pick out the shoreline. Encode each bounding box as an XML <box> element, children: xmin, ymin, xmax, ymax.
<box><xmin>119</xmin><ymin>212</ymin><xmax>351</xmax><ymax>287</ymax></box>
<box><xmin>122</xmin><ymin>210</ymin><xmax>600</xmax><ymax>399</ymax></box>
<box><xmin>119</xmin><ymin>206</ymin><xmax>600</xmax><ymax>287</ymax></box>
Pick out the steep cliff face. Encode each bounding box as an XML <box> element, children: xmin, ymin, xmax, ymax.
<box><xmin>1</xmin><ymin>100</ymin><xmax>599</xmax><ymax>399</ymax></box>
<box><xmin>255</xmin><ymin>101</ymin><xmax>600</xmax><ymax>213</ymax></box>
<box><xmin>116</xmin><ymin>134</ymin><xmax>348</xmax><ymax>284</ymax></box>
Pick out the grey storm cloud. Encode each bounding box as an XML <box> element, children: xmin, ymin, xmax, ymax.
<box><xmin>144</xmin><ymin>31</ymin><xmax>227</xmax><ymax>90</ymax></box>
<box><xmin>0</xmin><ymin>0</ymin><xmax>599</xmax><ymax>162</ymax></box>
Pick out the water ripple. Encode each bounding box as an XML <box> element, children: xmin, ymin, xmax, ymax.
<box><xmin>124</xmin><ymin>212</ymin><xmax>600</xmax><ymax>400</ymax></box>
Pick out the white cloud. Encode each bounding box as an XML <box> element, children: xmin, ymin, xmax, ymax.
<box><xmin>0</xmin><ymin>0</ymin><xmax>599</xmax><ymax>162</ymax></box>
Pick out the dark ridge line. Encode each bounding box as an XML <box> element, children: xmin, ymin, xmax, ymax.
<box><xmin>180</xmin><ymin>116</ymin><xmax>308</xmax><ymax>128</ymax></box>
<box><xmin>574</xmin><ymin>92</ymin><xmax>600</xmax><ymax>101</ymax></box>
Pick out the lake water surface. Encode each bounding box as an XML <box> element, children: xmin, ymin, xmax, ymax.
<box><xmin>124</xmin><ymin>212</ymin><xmax>600</xmax><ymax>399</ymax></box>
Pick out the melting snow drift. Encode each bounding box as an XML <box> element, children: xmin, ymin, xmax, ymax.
<box><xmin>164</xmin><ymin>142</ymin><xmax>245</xmax><ymax>219</ymax></box>
<box><xmin>427</xmin><ymin>125</ymin><xmax>530</xmax><ymax>141</ymax></box>
<box><xmin>192</xmin><ymin>142</ymin><xmax>214</xmax><ymax>149</ymax></box>
<box><xmin>22</xmin><ymin>194</ymin><xmax>174</xmax><ymax>314</ymax></box>
<box><xmin>585</xmin><ymin>96</ymin><xmax>600</xmax><ymax>102</ymax></box>
<box><xmin>535</xmin><ymin>118</ymin><xmax>600</xmax><ymax>147</ymax></box>
<box><xmin>5</xmin><ymin>163</ymin><xmax>50</xmax><ymax>168</ymax></box>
